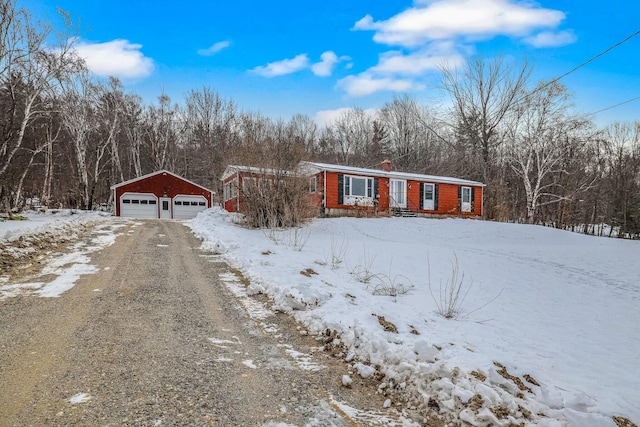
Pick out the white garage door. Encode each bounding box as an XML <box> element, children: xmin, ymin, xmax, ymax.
<box><xmin>120</xmin><ymin>193</ymin><xmax>158</xmax><ymax>218</ymax></box>
<box><xmin>173</xmin><ymin>195</ymin><xmax>208</xmax><ymax>220</ymax></box>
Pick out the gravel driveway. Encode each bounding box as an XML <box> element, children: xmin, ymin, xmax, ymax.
<box><xmin>0</xmin><ymin>220</ymin><xmax>409</xmax><ymax>426</ymax></box>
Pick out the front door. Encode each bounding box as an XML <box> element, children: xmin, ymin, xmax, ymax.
<box><xmin>160</xmin><ymin>197</ymin><xmax>172</xmax><ymax>219</ymax></box>
<box><xmin>390</xmin><ymin>179</ymin><xmax>406</xmax><ymax>208</ymax></box>
<box><xmin>423</xmin><ymin>183</ymin><xmax>435</xmax><ymax>210</ymax></box>
<box><xmin>461</xmin><ymin>187</ymin><xmax>472</xmax><ymax>212</ymax></box>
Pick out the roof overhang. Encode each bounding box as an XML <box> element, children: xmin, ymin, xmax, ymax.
<box><xmin>110</xmin><ymin>170</ymin><xmax>215</xmax><ymax>194</ymax></box>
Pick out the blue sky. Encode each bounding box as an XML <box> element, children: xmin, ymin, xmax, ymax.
<box><xmin>22</xmin><ymin>0</ymin><xmax>640</xmax><ymax>126</ymax></box>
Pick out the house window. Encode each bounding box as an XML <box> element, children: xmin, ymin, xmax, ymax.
<box><xmin>345</xmin><ymin>175</ymin><xmax>373</xmax><ymax>198</ymax></box>
<box><xmin>243</xmin><ymin>177</ymin><xmax>257</xmax><ymax>191</ymax></box>
<box><xmin>223</xmin><ymin>179</ymin><xmax>239</xmax><ymax>201</ymax></box>
<box><xmin>259</xmin><ymin>178</ymin><xmax>273</xmax><ymax>188</ymax></box>
<box><xmin>175</xmin><ymin>201</ymin><xmax>182</xmax><ymax>205</ymax></box>
<box><xmin>309</xmin><ymin>176</ymin><xmax>319</xmax><ymax>193</ymax></box>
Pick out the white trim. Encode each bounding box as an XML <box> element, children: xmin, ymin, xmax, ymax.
<box><xmin>110</xmin><ymin>170</ymin><xmax>213</xmax><ymax>194</ymax></box>
<box><xmin>301</xmin><ymin>161</ymin><xmax>485</xmax><ymax>187</ymax></box>
<box><xmin>323</xmin><ymin>171</ymin><xmax>327</xmax><ymax>211</ymax></box>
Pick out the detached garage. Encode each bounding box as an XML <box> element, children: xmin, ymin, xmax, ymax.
<box><xmin>111</xmin><ymin>170</ymin><xmax>214</xmax><ymax>220</ymax></box>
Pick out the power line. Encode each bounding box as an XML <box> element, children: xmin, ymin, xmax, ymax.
<box><xmin>547</xmin><ymin>29</ymin><xmax>640</xmax><ymax>86</ymax></box>
<box><xmin>366</xmin><ymin>29</ymin><xmax>640</xmax><ymax>167</ymax></box>
<box><xmin>516</xmin><ymin>29</ymin><xmax>640</xmax><ymax>106</ymax></box>
<box><xmin>589</xmin><ymin>95</ymin><xmax>640</xmax><ymax>115</ymax></box>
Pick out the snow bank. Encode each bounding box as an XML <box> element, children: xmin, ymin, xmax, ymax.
<box><xmin>188</xmin><ymin>208</ymin><xmax>639</xmax><ymax>426</ymax></box>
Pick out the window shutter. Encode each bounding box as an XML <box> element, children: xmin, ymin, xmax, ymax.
<box><xmin>374</xmin><ymin>178</ymin><xmax>379</xmax><ymax>198</ymax></box>
<box><xmin>434</xmin><ymin>184</ymin><xmax>439</xmax><ymax>211</ymax></box>
<box><xmin>338</xmin><ymin>174</ymin><xmax>344</xmax><ymax>204</ymax></box>
<box><xmin>471</xmin><ymin>187</ymin><xmax>475</xmax><ymax>212</ymax></box>
<box><xmin>419</xmin><ymin>183</ymin><xmax>424</xmax><ymax>210</ymax></box>
<box><xmin>458</xmin><ymin>186</ymin><xmax>462</xmax><ymax>211</ymax></box>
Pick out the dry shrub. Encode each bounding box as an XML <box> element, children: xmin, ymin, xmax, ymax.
<box><xmin>241</xmin><ymin>173</ymin><xmax>317</xmax><ymax>229</ymax></box>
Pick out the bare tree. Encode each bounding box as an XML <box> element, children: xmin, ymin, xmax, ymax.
<box><xmin>441</xmin><ymin>57</ymin><xmax>532</xmax><ymax>220</ymax></box>
<box><xmin>182</xmin><ymin>86</ymin><xmax>236</xmax><ymax>188</ymax></box>
<box><xmin>507</xmin><ymin>82</ymin><xmax>593</xmax><ymax>223</ymax></box>
<box><xmin>121</xmin><ymin>93</ymin><xmax>145</xmax><ymax>178</ymax></box>
<box><xmin>441</xmin><ymin>57</ymin><xmax>532</xmax><ymax>179</ymax></box>
<box><xmin>95</xmin><ymin>77</ymin><xmax>125</xmax><ymax>185</ymax></box>
<box><xmin>601</xmin><ymin>122</ymin><xmax>640</xmax><ymax>236</ymax></box>
<box><xmin>60</xmin><ymin>72</ymin><xmax>106</xmax><ymax>209</ymax></box>
<box><xmin>145</xmin><ymin>93</ymin><xmax>179</xmax><ymax>171</ymax></box>
<box><xmin>377</xmin><ymin>94</ymin><xmax>442</xmax><ymax>172</ymax></box>
<box><xmin>0</xmin><ymin>2</ymin><xmax>82</xmax><ymax>209</ymax></box>
<box><xmin>332</xmin><ymin>107</ymin><xmax>374</xmax><ymax>166</ymax></box>
<box><xmin>289</xmin><ymin>113</ymin><xmax>318</xmax><ymax>154</ymax></box>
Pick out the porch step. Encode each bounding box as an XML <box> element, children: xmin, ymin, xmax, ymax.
<box><xmin>392</xmin><ymin>207</ymin><xmax>417</xmax><ymax>217</ymax></box>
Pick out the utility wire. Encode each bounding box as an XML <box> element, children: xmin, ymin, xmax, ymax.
<box><xmin>543</xmin><ymin>29</ymin><xmax>640</xmax><ymax>88</ymax></box>
<box><xmin>367</xmin><ymin>29</ymin><xmax>640</xmax><ymax>169</ymax></box>
<box><xmin>513</xmin><ymin>29</ymin><xmax>640</xmax><ymax>108</ymax></box>
<box><xmin>589</xmin><ymin>95</ymin><xmax>640</xmax><ymax>115</ymax></box>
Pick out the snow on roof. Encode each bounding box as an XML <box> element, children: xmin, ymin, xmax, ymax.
<box><xmin>300</xmin><ymin>161</ymin><xmax>486</xmax><ymax>187</ymax></box>
<box><xmin>221</xmin><ymin>165</ymin><xmax>295</xmax><ymax>181</ymax></box>
<box><xmin>110</xmin><ymin>170</ymin><xmax>214</xmax><ymax>193</ymax></box>
<box><xmin>222</xmin><ymin>162</ymin><xmax>485</xmax><ymax>186</ymax></box>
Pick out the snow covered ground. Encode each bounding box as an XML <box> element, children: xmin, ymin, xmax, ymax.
<box><xmin>2</xmin><ymin>209</ymin><xmax>637</xmax><ymax>425</ymax></box>
<box><xmin>0</xmin><ymin>210</ymin><xmax>108</xmax><ymax>241</ymax></box>
<box><xmin>189</xmin><ymin>208</ymin><xmax>640</xmax><ymax>427</ymax></box>
<box><xmin>0</xmin><ymin>210</ymin><xmax>121</xmax><ymax>296</ymax></box>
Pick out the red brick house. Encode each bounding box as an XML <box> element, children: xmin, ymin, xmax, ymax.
<box><xmin>222</xmin><ymin>161</ymin><xmax>485</xmax><ymax>218</ymax></box>
<box><xmin>301</xmin><ymin>161</ymin><xmax>485</xmax><ymax>217</ymax></box>
<box><xmin>111</xmin><ymin>170</ymin><xmax>214</xmax><ymax>219</ymax></box>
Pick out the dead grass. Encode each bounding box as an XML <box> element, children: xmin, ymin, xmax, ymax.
<box><xmin>373</xmin><ymin>314</ymin><xmax>398</xmax><ymax>333</ymax></box>
<box><xmin>493</xmin><ymin>362</ymin><xmax>532</xmax><ymax>393</ymax></box>
<box><xmin>613</xmin><ymin>416</ymin><xmax>638</xmax><ymax>427</ymax></box>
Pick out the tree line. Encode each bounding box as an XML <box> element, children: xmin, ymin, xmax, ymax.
<box><xmin>1</xmin><ymin>0</ymin><xmax>638</xmax><ymax>237</ymax></box>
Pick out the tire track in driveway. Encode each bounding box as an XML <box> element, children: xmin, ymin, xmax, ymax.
<box><xmin>1</xmin><ymin>219</ymin><xmax>411</xmax><ymax>426</ymax></box>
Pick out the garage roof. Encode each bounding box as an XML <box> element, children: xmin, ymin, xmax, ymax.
<box><xmin>110</xmin><ymin>170</ymin><xmax>214</xmax><ymax>193</ymax></box>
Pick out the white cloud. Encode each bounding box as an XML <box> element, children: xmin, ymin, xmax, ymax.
<box><xmin>251</xmin><ymin>54</ymin><xmax>310</xmax><ymax>77</ymax></box>
<box><xmin>314</xmin><ymin>107</ymin><xmax>378</xmax><ymax>126</ymax></box>
<box><xmin>197</xmin><ymin>40</ymin><xmax>231</xmax><ymax>56</ymax></box>
<box><xmin>524</xmin><ymin>30</ymin><xmax>577</xmax><ymax>48</ymax></box>
<box><xmin>74</xmin><ymin>39</ymin><xmax>154</xmax><ymax>79</ymax></box>
<box><xmin>311</xmin><ymin>51</ymin><xmax>351</xmax><ymax>77</ymax></box>
<box><xmin>371</xmin><ymin>42</ymin><xmax>464</xmax><ymax>75</ymax></box>
<box><xmin>337</xmin><ymin>73</ymin><xmax>424</xmax><ymax>97</ymax></box>
<box><xmin>354</xmin><ymin>0</ymin><xmax>568</xmax><ymax>47</ymax></box>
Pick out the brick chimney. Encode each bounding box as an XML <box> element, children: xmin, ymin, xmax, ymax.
<box><xmin>381</xmin><ymin>159</ymin><xmax>391</xmax><ymax>172</ymax></box>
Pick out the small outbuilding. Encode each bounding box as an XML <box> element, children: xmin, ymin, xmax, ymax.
<box><xmin>111</xmin><ymin>170</ymin><xmax>214</xmax><ymax>219</ymax></box>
